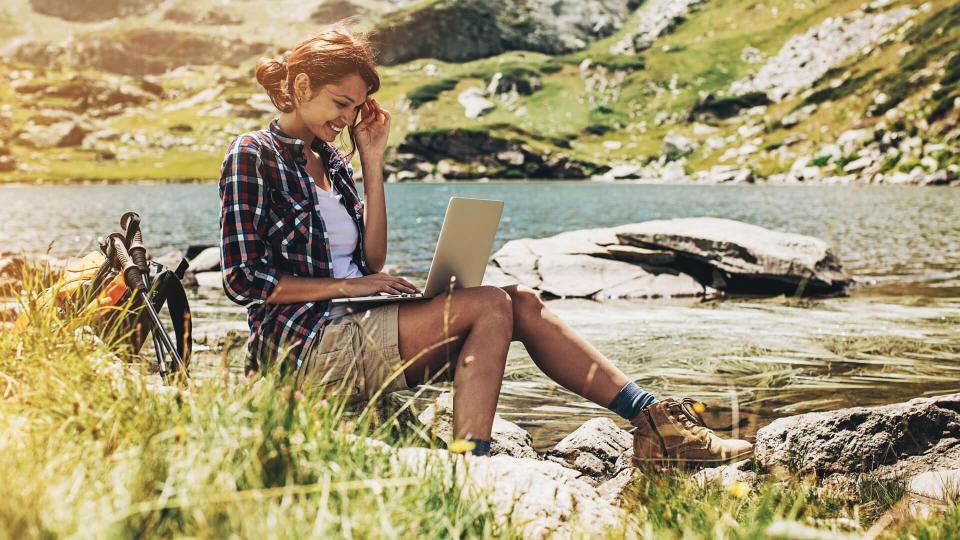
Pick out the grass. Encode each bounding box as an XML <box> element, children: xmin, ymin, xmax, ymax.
<box><xmin>6</xmin><ymin>266</ymin><xmax>960</xmax><ymax>537</ymax></box>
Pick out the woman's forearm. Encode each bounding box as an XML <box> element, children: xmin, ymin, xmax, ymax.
<box><xmin>265</xmin><ymin>274</ymin><xmax>355</xmax><ymax>304</ymax></box>
<box><xmin>360</xmin><ymin>158</ymin><xmax>387</xmax><ymax>272</ymax></box>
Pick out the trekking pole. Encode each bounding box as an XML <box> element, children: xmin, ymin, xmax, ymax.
<box><xmin>118</xmin><ymin>213</ymin><xmax>169</xmax><ymax>375</ymax></box>
<box><xmin>107</xmin><ymin>233</ymin><xmax>185</xmax><ymax>381</ymax></box>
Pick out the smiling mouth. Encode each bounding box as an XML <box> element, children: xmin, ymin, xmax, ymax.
<box><xmin>326</xmin><ymin>122</ymin><xmax>344</xmax><ymax>133</ymax></box>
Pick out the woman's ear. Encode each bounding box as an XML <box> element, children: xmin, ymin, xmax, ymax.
<box><xmin>293</xmin><ymin>73</ymin><xmax>313</xmax><ymax>105</ymax></box>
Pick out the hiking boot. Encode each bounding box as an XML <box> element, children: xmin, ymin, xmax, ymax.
<box><xmin>630</xmin><ymin>398</ymin><xmax>753</xmax><ymax>468</ymax></box>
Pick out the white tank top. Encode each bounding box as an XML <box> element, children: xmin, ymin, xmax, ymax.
<box><xmin>314</xmin><ymin>182</ymin><xmax>362</xmax><ymax>318</ymax></box>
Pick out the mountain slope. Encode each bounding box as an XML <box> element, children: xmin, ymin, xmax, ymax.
<box><xmin>0</xmin><ymin>0</ymin><xmax>956</xmax><ymax>185</ymax></box>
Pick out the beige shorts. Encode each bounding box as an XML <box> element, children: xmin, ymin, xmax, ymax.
<box><xmin>297</xmin><ymin>302</ymin><xmax>409</xmax><ymax>404</ymax></box>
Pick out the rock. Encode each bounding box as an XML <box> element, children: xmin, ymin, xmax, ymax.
<box><xmin>193</xmin><ymin>271</ymin><xmax>223</xmax><ymax>290</ymax></box>
<box><xmin>372</xmin><ymin>0</ymin><xmax>638</xmax><ymax>65</ymax></box>
<box><xmin>740</xmin><ymin>46</ymin><xmax>763</xmax><ymax>64</ymax></box>
<box><xmin>603</xmin><ymin>245</ymin><xmax>675</xmax><ymax>265</ymax></box>
<box><xmin>730</xmin><ymin>7</ymin><xmax>916</xmax><ymax>101</ymax></box>
<box><xmin>187</xmin><ymin>246</ymin><xmax>220</xmax><ymax>273</ymax></box>
<box><xmin>921</xmin><ymin>169</ymin><xmax>958</xmax><ymax>186</ymax></box>
<box><xmin>17</xmin><ymin>118</ymin><xmax>90</xmax><ymax>148</ymax></box>
<box><xmin>662</xmin><ymin>132</ymin><xmax>697</xmax><ymax>159</ymax></box>
<box><xmin>458</xmin><ymin>87</ymin><xmax>495</xmax><ymax>119</ymax></box>
<box><xmin>547</xmin><ymin>418</ymin><xmax>633</xmax><ymax>481</ymax></box>
<box><xmin>396</xmin><ymin>127</ymin><xmax>604</xmax><ymax>179</ymax></box>
<box><xmin>596</xmin><ymin>467</ymin><xmax>639</xmax><ymax>504</ymax></box>
<box><xmin>689</xmin><ymin>92</ymin><xmax>772</xmax><ymax>121</ymax></box>
<box><xmin>193</xmin><ymin>320</ymin><xmax>249</xmax><ymax>351</ymax></box>
<box><xmin>755</xmin><ymin>393</ymin><xmax>960</xmax><ymax>485</ymax></box>
<box><xmin>615</xmin><ymin>217</ymin><xmax>851</xmax><ymax>295</ymax></box>
<box><xmin>601</xmin><ymin>164</ymin><xmax>644</xmax><ymax>180</ymax></box>
<box><xmin>593</xmin><ymin>268</ymin><xmax>707</xmax><ymax>299</ymax></box>
<box><xmin>692</xmin><ymin>460</ymin><xmax>757</xmax><ymax>489</ymax></box>
<box><xmin>780</xmin><ymin>104</ymin><xmax>817</xmax><ymax>127</ymax></box>
<box><xmin>14</xmin><ymin>29</ymin><xmax>264</xmax><ymax>76</ymax></box>
<box><xmin>392</xmin><ymin>448</ymin><xmax>629</xmax><ymax>539</ymax></box>
<box><xmin>610</xmin><ymin>0</ymin><xmax>705</xmax><ymax>55</ymax></box>
<box><xmin>836</xmin><ymin>129</ymin><xmax>875</xmax><ymax>155</ymax></box>
<box><xmin>841</xmin><ymin>157</ymin><xmax>872</xmax><ymax>174</ymax></box>
<box><xmin>418</xmin><ymin>392</ymin><xmax>538</xmax><ymax>460</ymax></box>
<box><xmin>694</xmin><ymin>166</ymin><xmax>754</xmax><ymax>184</ymax></box>
<box><xmin>30</xmin><ymin>0</ymin><xmax>162</xmax><ymax>22</ymax></box>
<box><xmin>151</xmin><ymin>250</ymin><xmax>186</xmax><ymax>271</ymax></box>
<box><xmin>907</xmin><ymin>470</ymin><xmax>960</xmax><ymax>502</ymax></box>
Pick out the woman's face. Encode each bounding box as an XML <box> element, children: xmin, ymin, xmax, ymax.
<box><xmin>295</xmin><ymin>72</ymin><xmax>368</xmax><ymax>143</ymax></box>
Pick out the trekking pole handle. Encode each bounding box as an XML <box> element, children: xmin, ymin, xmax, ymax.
<box><xmin>120</xmin><ymin>212</ymin><xmax>149</xmax><ymax>274</ymax></box>
<box><xmin>108</xmin><ymin>233</ymin><xmax>146</xmax><ymax>291</ymax></box>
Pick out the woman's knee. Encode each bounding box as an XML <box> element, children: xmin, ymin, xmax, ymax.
<box><xmin>504</xmin><ymin>285</ymin><xmax>544</xmax><ymax>316</ymax></box>
<box><xmin>474</xmin><ymin>285</ymin><xmax>514</xmax><ymax>332</ymax></box>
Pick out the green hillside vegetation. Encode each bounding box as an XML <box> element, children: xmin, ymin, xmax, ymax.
<box><xmin>0</xmin><ymin>0</ymin><xmax>957</xmax><ymax>183</ymax></box>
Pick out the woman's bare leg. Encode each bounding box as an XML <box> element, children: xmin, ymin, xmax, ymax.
<box><xmin>397</xmin><ymin>285</ymin><xmax>513</xmax><ymax>441</ymax></box>
<box><xmin>501</xmin><ymin>285</ymin><xmax>631</xmax><ymax>408</ymax></box>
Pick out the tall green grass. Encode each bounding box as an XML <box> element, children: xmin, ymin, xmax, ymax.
<box><xmin>4</xmin><ymin>265</ymin><xmax>960</xmax><ymax>538</ymax></box>
<box><xmin>0</xmin><ymin>266</ymin><xmax>509</xmax><ymax>539</ymax></box>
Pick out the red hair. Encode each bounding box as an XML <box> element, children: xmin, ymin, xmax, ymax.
<box><xmin>256</xmin><ymin>24</ymin><xmax>380</xmax><ymax>160</ymax></box>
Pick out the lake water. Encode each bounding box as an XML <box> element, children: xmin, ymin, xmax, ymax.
<box><xmin>3</xmin><ymin>182</ymin><xmax>959</xmax><ymax>448</ymax></box>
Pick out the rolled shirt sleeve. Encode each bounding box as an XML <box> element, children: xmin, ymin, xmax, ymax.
<box><xmin>219</xmin><ymin>135</ymin><xmax>281</xmax><ymax>306</ymax></box>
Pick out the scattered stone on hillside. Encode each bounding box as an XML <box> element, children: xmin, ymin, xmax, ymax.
<box><xmin>14</xmin><ymin>30</ymin><xmax>264</xmax><ymax>75</ymax></box>
<box><xmin>610</xmin><ymin>0</ymin><xmax>705</xmax><ymax>55</ymax></box>
<box><xmin>391</xmin><ymin>448</ymin><xmax>629</xmax><ymax>539</ymax></box>
<box><xmin>17</xmin><ymin>112</ymin><xmax>92</xmax><ymax>148</ymax></box>
<box><xmin>693</xmin><ymin>165</ymin><xmax>754</xmax><ymax>184</ymax></box>
<box><xmin>755</xmin><ymin>393</ymin><xmax>960</xmax><ymax>490</ymax></box>
<box><xmin>14</xmin><ymin>74</ymin><xmax>157</xmax><ymax>114</ymax></box>
<box><xmin>393</xmin><ymin>128</ymin><xmax>607</xmax><ymax>180</ymax></box>
<box><xmin>457</xmin><ymin>87</ymin><xmax>495</xmax><ymax>119</ymax></box>
<box><xmin>546</xmin><ymin>418</ymin><xmax>633</xmax><ymax>483</ymax></box>
<box><xmin>730</xmin><ymin>7</ymin><xmax>916</xmax><ymax>101</ymax></box>
<box><xmin>689</xmin><ymin>92</ymin><xmax>773</xmax><ymax>121</ymax></box>
<box><xmin>29</xmin><ymin>0</ymin><xmax>162</xmax><ymax>22</ymax></box>
<box><xmin>310</xmin><ymin>0</ymin><xmax>367</xmax><ymax>23</ymax></box>
<box><xmin>741</xmin><ymin>46</ymin><xmax>763</xmax><ymax>64</ymax></box>
<box><xmin>0</xmin><ymin>144</ymin><xmax>15</xmax><ymax>173</ymax></box>
<box><xmin>780</xmin><ymin>104</ymin><xmax>818</xmax><ymax>128</ymax></box>
<box><xmin>372</xmin><ymin>0</ymin><xmax>638</xmax><ymax>65</ymax></box>
<box><xmin>662</xmin><ymin>132</ymin><xmax>698</xmax><ymax>160</ymax></box>
<box><xmin>616</xmin><ymin>217</ymin><xmax>852</xmax><ymax>294</ymax></box>
<box><xmin>417</xmin><ymin>392</ymin><xmax>538</xmax><ymax>460</ymax></box>
<box><xmin>163</xmin><ymin>6</ymin><xmax>243</xmax><ymax>25</ymax></box>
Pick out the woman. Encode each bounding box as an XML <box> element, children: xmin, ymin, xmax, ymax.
<box><xmin>219</xmin><ymin>26</ymin><xmax>752</xmax><ymax>466</ymax></box>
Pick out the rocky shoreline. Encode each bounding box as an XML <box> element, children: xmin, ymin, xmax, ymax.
<box><xmin>383</xmin><ymin>390</ymin><xmax>960</xmax><ymax>538</ymax></box>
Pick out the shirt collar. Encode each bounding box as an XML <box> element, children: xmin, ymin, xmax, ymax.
<box><xmin>268</xmin><ymin>118</ymin><xmax>345</xmax><ymax>172</ymax></box>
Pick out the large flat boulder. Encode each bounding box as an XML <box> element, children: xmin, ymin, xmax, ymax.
<box><xmin>755</xmin><ymin>393</ymin><xmax>960</xmax><ymax>484</ymax></box>
<box><xmin>486</xmin><ymin>217</ymin><xmax>848</xmax><ymax>298</ymax></box>
<box><xmin>615</xmin><ymin>217</ymin><xmax>851</xmax><ymax>294</ymax></box>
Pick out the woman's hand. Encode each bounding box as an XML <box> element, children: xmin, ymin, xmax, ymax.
<box><xmin>351</xmin><ymin>98</ymin><xmax>391</xmax><ymax>167</ymax></box>
<box><xmin>339</xmin><ymin>272</ymin><xmax>419</xmax><ymax>297</ymax></box>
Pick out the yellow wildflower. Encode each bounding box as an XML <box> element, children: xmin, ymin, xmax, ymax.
<box><xmin>448</xmin><ymin>439</ymin><xmax>476</xmax><ymax>454</ymax></box>
<box><xmin>727</xmin><ymin>480</ymin><xmax>750</xmax><ymax>498</ymax></box>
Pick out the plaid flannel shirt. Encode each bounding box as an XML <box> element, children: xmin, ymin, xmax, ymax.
<box><xmin>219</xmin><ymin>119</ymin><xmax>371</xmax><ymax>373</ymax></box>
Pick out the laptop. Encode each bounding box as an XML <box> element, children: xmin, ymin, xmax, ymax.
<box><xmin>330</xmin><ymin>197</ymin><xmax>504</xmax><ymax>305</ymax></box>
